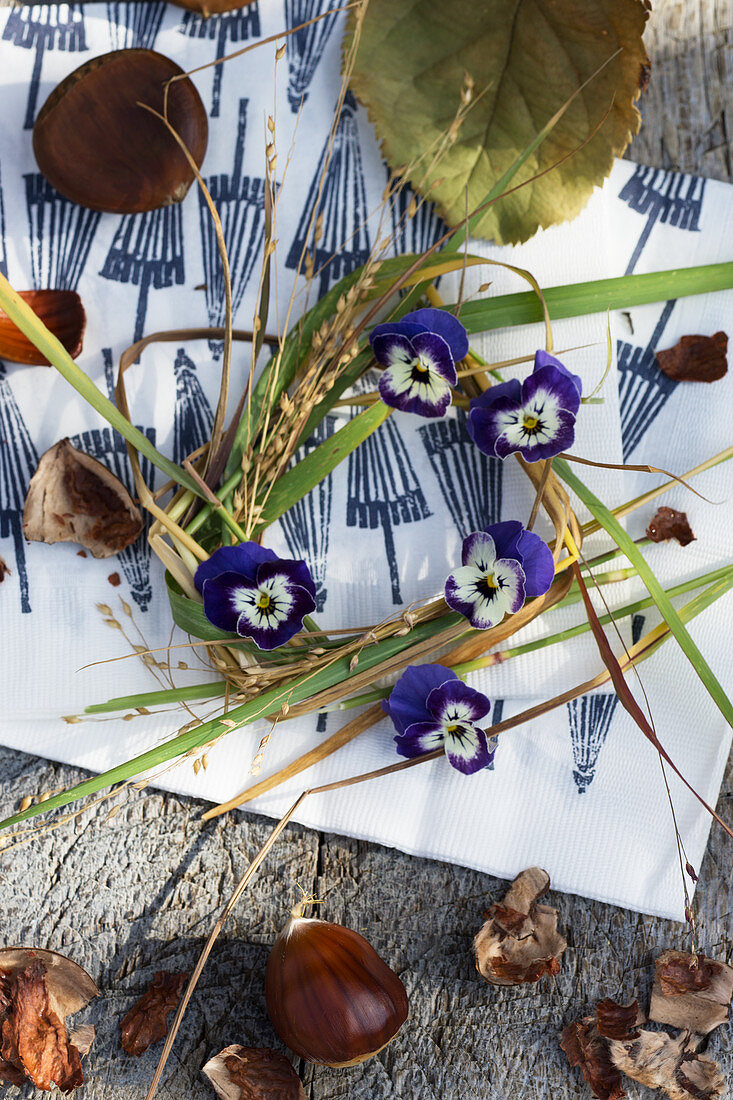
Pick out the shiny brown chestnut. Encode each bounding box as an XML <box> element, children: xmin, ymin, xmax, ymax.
<box><xmin>33</xmin><ymin>49</ymin><xmax>208</xmax><ymax>214</ymax></box>
<box><xmin>0</xmin><ymin>290</ymin><xmax>86</xmax><ymax>365</ymax></box>
<box><xmin>171</xmin><ymin>0</ymin><xmax>257</xmax><ymax>11</ymax></box>
<box><xmin>265</xmin><ymin>914</ymin><xmax>408</xmax><ymax>1067</ymax></box>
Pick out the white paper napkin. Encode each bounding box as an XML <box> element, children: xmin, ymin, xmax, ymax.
<box><xmin>0</xmin><ymin>4</ymin><xmax>730</xmax><ymax>920</ymax></box>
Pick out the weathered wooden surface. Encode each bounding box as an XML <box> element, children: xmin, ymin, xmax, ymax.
<box><xmin>1</xmin><ymin>2</ymin><xmax>732</xmax><ymax>1098</ymax></box>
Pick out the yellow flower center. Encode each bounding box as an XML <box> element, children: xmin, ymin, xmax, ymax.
<box><xmin>523</xmin><ymin>414</ymin><xmax>539</xmax><ymax>431</ymax></box>
<box><xmin>257</xmin><ymin>593</ymin><xmax>272</xmax><ymax>610</ymax></box>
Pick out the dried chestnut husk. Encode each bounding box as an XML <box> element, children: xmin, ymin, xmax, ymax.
<box><xmin>202</xmin><ymin>1045</ymin><xmax>306</xmax><ymax>1100</ymax></box>
<box><xmin>33</xmin><ymin>49</ymin><xmax>208</xmax><ymax>214</ymax></box>
<box><xmin>474</xmin><ymin>867</ymin><xmax>567</xmax><ymax>985</ymax></box>
<box><xmin>0</xmin><ymin>290</ymin><xmax>85</xmax><ymax>365</ymax></box>
<box><xmin>0</xmin><ymin>947</ymin><xmax>98</xmax><ymax>1093</ymax></box>
<box><xmin>265</xmin><ymin>911</ymin><xmax>408</xmax><ymax>1067</ymax></box>
<box><xmin>23</xmin><ymin>439</ymin><xmax>143</xmax><ymax>557</ymax></box>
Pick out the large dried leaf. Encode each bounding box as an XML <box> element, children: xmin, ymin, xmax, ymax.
<box><xmin>347</xmin><ymin>0</ymin><xmax>650</xmax><ymax>243</ymax></box>
<box><xmin>23</xmin><ymin>438</ymin><xmax>143</xmax><ymax>558</ymax></box>
<box><xmin>120</xmin><ymin>971</ymin><xmax>187</xmax><ymax>1057</ymax></box>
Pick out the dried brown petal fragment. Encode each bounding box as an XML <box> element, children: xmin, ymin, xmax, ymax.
<box><xmin>647</xmin><ymin>507</ymin><xmax>696</xmax><ymax>547</ymax></box>
<box><xmin>596</xmin><ymin>999</ymin><xmax>641</xmax><ymax>1041</ymax></box>
<box><xmin>474</xmin><ymin>867</ymin><xmax>566</xmax><ymax>986</ymax></box>
<box><xmin>0</xmin><ymin>961</ymin><xmax>83</xmax><ymax>1092</ymax></box>
<box><xmin>24</xmin><ymin>439</ymin><xmax>143</xmax><ymax>558</ymax></box>
<box><xmin>655</xmin><ymin>332</ymin><xmax>728</xmax><ymax>383</ymax></box>
<box><xmin>202</xmin><ymin>1044</ymin><xmax>306</xmax><ymax>1100</ymax></box>
<box><xmin>561</xmin><ymin>1017</ymin><xmax>626</xmax><ymax>1100</ymax></box>
<box><xmin>650</xmin><ymin>950</ymin><xmax>733</xmax><ymax>1036</ymax></box>
<box><xmin>120</xmin><ymin>971</ymin><xmax>188</xmax><ymax>1057</ymax></box>
<box><xmin>0</xmin><ymin>556</ymin><xmax>9</xmax><ymax>583</ymax></box>
<box><xmin>609</xmin><ymin>1029</ymin><xmax>725</xmax><ymax>1100</ymax></box>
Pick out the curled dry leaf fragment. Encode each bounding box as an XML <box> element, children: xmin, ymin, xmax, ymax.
<box><xmin>560</xmin><ymin>1017</ymin><xmax>626</xmax><ymax>1100</ymax></box>
<box><xmin>0</xmin><ymin>555</ymin><xmax>8</xmax><ymax>583</ymax></box>
<box><xmin>202</xmin><ymin>1045</ymin><xmax>306</xmax><ymax>1100</ymax></box>
<box><xmin>120</xmin><ymin>971</ymin><xmax>188</xmax><ymax>1057</ymax></box>
<box><xmin>650</xmin><ymin>950</ymin><xmax>733</xmax><ymax>1036</ymax></box>
<box><xmin>655</xmin><ymin>332</ymin><xmax>728</xmax><ymax>383</ymax></box>
<box><xmin>646</xmin><ymin>507</ymin><xmax>696</xmax><ymax>547</ymax></box>
<box><xmin>609</xmin><ymin>1029</ymin><xmax>725</xmax><ymax>1100</ymax></box>
<box><xmin>0</xmin><ymin>290</ymin><xmax>85</xmax><ymax>365</ymax></box>
<box><xmin>474</xmin><ymin>867</ymin><xmax>566</xmax><ymax>985</ymax></box>
<box><xmin>0</xmin><ymin>947</ymin><xmax>98</xmax><ymax>1093</ymax></box>
<box><xmin>23</xmin><ymin>439</ymin><xmax>143</xmax><ymax>558</ymax></box>
<box><xmin>596</xmin><ymin>999</ymin><xmax>642</xmax><ymax>1041</ymax></box>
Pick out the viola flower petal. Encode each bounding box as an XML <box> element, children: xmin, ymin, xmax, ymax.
<box><xmin>410</xmin><ymin>331</ymin><xmax>458</xmax><ymax>384</ymax></box>
<box><xmin>467</xmin><ymin>354</ymin><xmax>583</xmax><ymax>462</ymax></box>
<box><xmin>515</xmin><ymin>529</ymin><xmax>555</xmax><ymax>598</ymax></box>
<box><xmin>426</xmin><ymin>679</ymin><xmax>491</xmax><ymax>725</ymax></box>
<box><xmin>444</xmin><ymin>723</ymin><xmax>491</xmax><ymax>774</ymax></box>
<box><xmin>394</xmin><ymin>720</ymin><xmax>447</xmax><ymax>758</ymax></box>
<box><xmin>483</xmin><ymin>520</ymin><xmax>524</xmax><ymax>562</ymax></box>
<box><xmin>461</xmin><ymin>531</ymin><xmax>497</xmax><ymax>571</ymax></box>
<box><xmin>378</xmin><ymin>339</ymin><xmax>454</xmax><ymax>418</ymax></box>
<box><xmin>404</xmin><ymin>307</ymin><xmax>470</xmax><ymax>361</ymax></box>
<box><xmin>370</xmin><ymin>319</ymin><xmax>426</xmax><ymax>344</ymax></box>
<box><xmin>382</xmin><ymin>664</ymin><xmax>459</xmax><ymax>735</ymax></box>
<box><xmin>371</xmin><ymin>331</ymin><xmax>419</xmax><ymax>370</ymax></box>
<box><xmin>445</xmin><ymin>556</ymin><xmax>526</xmax><ymax>630</ymax></box>
<box><xmin>194</xmin><ymin>542</ymin><xmax>278</xmax><ymax>592</ymax></box>
<box><xmin>197</xmin><ymin>545</ymin><xmax>317</xmax><ymax>650</ymax></box>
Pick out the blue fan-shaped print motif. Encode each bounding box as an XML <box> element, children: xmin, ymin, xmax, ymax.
<box><xmin>617</xmin><ymin>166</ymin><xmax>706</xmax><ymax>457</ymax></box>
<box><xmin>69</xmin><ymin>350</ymin><xmax>157</xmax><ymax>611</ymax></box>
<box><xmin>100</xmin><ymin>204</ymin><xmax>184</xmax><ymax>348</ymax></box>
<box><xmin>179</xmin><ymin>3</ymin><xmax>261</xmax><ymax>119</ymax></box>
<box><xmin>618</xmin><ymin>300</ymin><xmax>678</xmax><ymax>460</ymax></box>
<box><xmin>0</xmin><ymin>363</ymin><xmax>38</xmax><ymax>614</ymax></box>
<box><xmin>199</xmin><ymin>99</ymin><xmax>268</xmax><ymax>359</ymax></box>
<box><xmin>567</xmin><ymin>694</ymin><xmax>619</xmax><ymax>793</ymax></box>
<box><xmin>286</xmin><ymin>91</ymin><xmax>371</xmax><ymax>298</ymax></box>
<box><xmin>284</xmin><ymin>0</ymin><xmax>340</xmax><ymax>113</ymax></box>
<box><xmin>619</xmin><ymin>165</ymin><xmax>705</xmax><ymax>277</ymax></box>
<box><xmin>389</xmin><ymin>178</ymin><xmax>447</xmax><ymax>260</ymax></box>
<box><xmin>106</xmin><ymin>1</ymin><xmax>166</xmax><ymax>50</ymax></box>
<box><xmin>26</xmin><ymin>173</ymin><xmax>101</xmax><ymax>290</ymax></box>
<box><xmin>2</xmin><ymin>3</ymin><xmax>87</xmax><ymax>130</ymax></box>
<box><xmin>279</xmin><ymin>415</ymin><xmax>336</xmax><ymax>614</ymax></box>
<box><xmin>631</xmin><ymin>613</ymin><xmax>646</xmax><ymax>646</ymax></box>
<box><xmin>346</xmin><ymin>395</ymin><xmax>432</xmax><ymax>605</ymax></box>
<box><xmin>172</xmin><ymin>348</ymin><xmax>214</xmax><ymax>466</ymax></box>
<box><xmin>418</xmin><ymin>411</ymin><xmax>503</xmax><ymax>537</ymax></box>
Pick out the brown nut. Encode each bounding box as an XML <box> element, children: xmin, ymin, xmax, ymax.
<box><xmin>33</xmin><ymin>49</ymin><xmax>208</xmax><ymax>214</ymax></box>
<box><xmin>0</xmin><ymin>290</ymin><xmax>86</xmax><ymax>365</ymax></box>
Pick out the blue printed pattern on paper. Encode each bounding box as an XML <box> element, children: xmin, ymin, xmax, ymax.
<box><xmin>173</xmin><ymin>348</ymin><xmax>214</xmax><ymax>467</ymax></box>
<box><xmin>280</xmin><ymin>415</ymin><xmax>336</xmax><ymax>614</ymax></box>
<box><xmin>179</xmin><ymin>3</ymin><xmax>261</xmax><ymax>118</ymax></box>
<box><xmin>198</xmin><ymin>99</ymin><xmax>267</xmax><ymax>358</ymax></box>
<box><xmin>106</xmin><ymin>1</ymin><xmax>166</xmax><ymax>50</ymax></box>
<box><xmin>100</xmin><ymin>205</ymin><xmax>184</xmax><ymax>347</ymax></box>
<box><xmin>2</xmin><ymin>3</ymin><xmax>87</xmax><ymax>130</ymax></box>
<box><xmin>287</xmin><ymin>91</ymin><xmax>370</xmax><ymax>297</ymax></box>
<box><xmin>0</xmin><ymin>362</ymin><xmax>38</xmax><ymax>614</ymax></box>
<box><xmin>567</xmin><ymin>694</ymin><xmax>619</xmax><ymax>793</ymax></box>
<box><xmin>284</xmin><ymin>0</ymin><xmax>340</xmax><ymax>112</ymax></box>
<box><xmin>419</xmin><ymin>412</ymin><xmax>503</xmax><ymax>537</ymax></box>
<box><xmin>26</xmin><ymin>174</ymin><xmax>101</xmax><ymax>290</ymax></box>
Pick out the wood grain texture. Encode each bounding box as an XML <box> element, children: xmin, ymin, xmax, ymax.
<box><xmin>1</xmin><ymin>1</ymin><xmax>732</xmax><ymax>1098</ymax></box>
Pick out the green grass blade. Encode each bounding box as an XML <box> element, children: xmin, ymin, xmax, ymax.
<box><xmin>446</xmin><ymin>263</ymin><xmax>733</xmax><ymax>335</ymax></box>
<box><xmin>0</xmin><ymin>611</ymin><xmax>461</xmax><ymax>832</ymax></box>
<box><xmin>254</xmin><ymin>402</ymin><xmax>391</xmax><ymax>531</ymax></box>
<box><xmin>0</xmin><ymin>274</ymin><xmax>204</xmax><ymax>497</ymax></box>
<box><xmin>555</xmin><ymin>457</ymin><xmax>733</xmax><ymax>727</ymax></box>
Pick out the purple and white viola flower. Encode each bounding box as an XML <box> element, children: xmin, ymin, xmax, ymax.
<box><xmin>383</xmin><ymin>664</ymin><xmax>493</xmax><ymax>774</ymax></box>
<box><xmin>445</xmin><ymin>521</ymin><xmax>555</xmax><ymax>630</ymax></box>
<box><xmin>369</xmin><ymin>307</ymin><xmax>469</xmax><ymax>418</ymax></box>
<box><xmin>194</xmin><ymin>542</ymin><xmax>316</xmax><ymax>651</ymax></box>
<box><xmin>467</xmin><ymin>349</ymin><xmax>583</xmax><ymax>461</ymax></box>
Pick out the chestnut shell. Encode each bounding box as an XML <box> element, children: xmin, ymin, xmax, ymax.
<box><xmin>0</xmin><ymin>290</ymin><xmax>85</xmax><ymax>364</ymax></box>
<box><xmin>33</xmin><ymin>49</ymin><xmax>208</xmax><ymax>214</ymax></box>
<box><xmin>265</xmin><ymin>918</ymin><xmax>409</xmax><ymax>1067</ymax></box>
